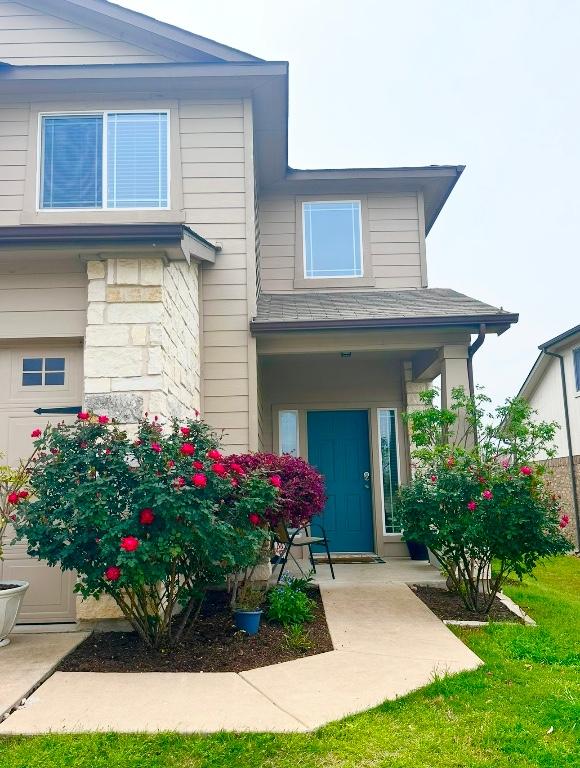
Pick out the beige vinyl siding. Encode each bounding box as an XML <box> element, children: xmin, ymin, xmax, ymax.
<box><xmin>0</xmin><ymin>257</ymin><xmax>87</xmax><ymax>338</ymax></box>
<box><xmin>0</xmin><ymin>105</ymin><xmax>28</xmax><ymax>224</ymax></box>
<box><xmin>0</xmin><ymin>1</ymin><xmax>171</xmax><ymax>64</ymax></box>
<box><xmin>181</xmin><ymin>99</ymin><xmax>252</xmax><ymax>452</ymax></box>
<box><xmin>259</xmin><ymin>192</ymin><xmax>423</xmax><ymax>292</ymax></box>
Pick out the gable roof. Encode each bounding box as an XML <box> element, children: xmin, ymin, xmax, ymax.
<box><xmin>518</xmin><ymin>324</ymin><xmax>580</xmax><ymax>400</ymax></box>
<box><xmin>251</xmin><ymin>288</ymin><xmax>518</xmax><ymax>334</ymax></box>
<box><xmin>21</xmin><ymin>0</ymin><xmax>262</xmax><ymax>63</ymax></box>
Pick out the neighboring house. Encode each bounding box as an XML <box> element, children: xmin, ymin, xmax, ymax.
<box><xmin>517</xmin><ymin>325</ymin><xmax>580</xmax><ymax>548</ymax></box>
<box><xmin>0</xmin><ymin>0</ymin><xmax>518</xmax><ymax>623</ymax></box>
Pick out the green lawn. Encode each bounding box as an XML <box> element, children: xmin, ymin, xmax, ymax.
<box><xmin>2</xmin><ymin>557</ymin><xmax>579</xmax><ymax>768</ymax></box>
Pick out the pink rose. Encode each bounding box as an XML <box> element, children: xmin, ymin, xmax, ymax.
<box><xmin>180</xmin><ymin>442</ymin><xmax>195</xmax><ymax>456</ymax></box>
<box><xmin>467</xmin><ymin>501</ymin><xmax>477</xmax><ymax>511</ymax></box>
<box><xmin>270</xmin><ymin>475</ymin><xmax>282</xmax><ymax>488</ymax></box>
<box><xmin>105</xmin><ymin>566</ymin><xmax>121</xmax><ymax>581</ymax></box>
<box><xmin>520</xmin><ymin>466</ymin><xmax>533</xmax><ymax>476</ymax></box>
<box><xmin>31</xmin><ymin>428</ymin><xmax>42</xmax><ymax>438</ymax></box>
<box><xmin>98</xmin><ymin>415</ymin><xmax>109</xmax><ymax>424</ymax></box>
<box><xmin>139</xmin><ymin>508</ymin><xmax>155</xmax><ymax>525</ymax></box>
<box><xmin>180</xmin><ymin>427</ymin><xmax>191</xmax><ymax>437</ymax></box>
<box><xmin>207</xmin><ymin>449</ymin><xmax>222</xmax><ymax>460</ymax></box>
<box><xmin>173</xmin><ymin>476</ymin><xmax>186</xmax><ymax>488</ymax></box>
<box><xmin>7</xmin><ymin>492</ymin><xmax>20</xmax><ymax>505</ymax></box>
<box><xmin>248</xmin><ymin>513</ymin><xmax>261</xmax><ymax>526</ymax></box>
<box><xmin>559</xmin><ymin>514</ymin><xmax>570</xmax><ymax>529</ymax></box>
<box><xmin>150</xmin><ymin>442</ymin><xmax>162</xmax><ymax>453</ymax></box>
<box><xmin>192</xmin><ymin>473</ymin><xmax>207</xmax><ymax>488</ymax></box>
<box><xmin>482</xmin><ymin>489</ymin><xmax>493</xmax><ymax>500</ymax></box>
<box><xmin>77</xmin><ymin>411</ymin><xmax>90</xmax><ymax>421</ymax></box>
<box><xmin>120</xmin><ymin>536</ymin><xmax>139</xmax><ymax>552</ymax></box>
<box><xmin>211</xmin><ymin>462</ymin><xmax>227</xmax><ymax>476</ymax></box>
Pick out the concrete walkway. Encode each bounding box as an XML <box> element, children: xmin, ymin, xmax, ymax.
<box><xmin>0</xmin><ymin>571</ymin><xmax>481</xmax><ymax>734</ymax></box>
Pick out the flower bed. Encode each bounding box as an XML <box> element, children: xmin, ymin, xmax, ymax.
<box><xmin>57</xmin><ymin>586</ymin><xmax>332</xmax><ymax>673</ymax></box>
<box><xmin>412</xmin><ymin>585</ymin><xmax>524</xmax><ymax>624</ymax></box>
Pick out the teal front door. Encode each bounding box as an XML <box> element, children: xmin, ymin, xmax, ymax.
<box><xmin>307</xmin><ymin>410</ymin><xmax>374</xmax><ymax>552</ymax></box>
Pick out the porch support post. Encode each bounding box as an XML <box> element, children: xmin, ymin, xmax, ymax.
<box><xmin>440</xmin><ymin>345</ymin><xmax>471</xmax><ymax>445</ymax></box>
<box><xmin>402</xmin><ymin>361</ymin><xmax>431</xmax><ymax>474</ymax></box>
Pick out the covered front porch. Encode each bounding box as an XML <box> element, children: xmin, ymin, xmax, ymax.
<box><xmin>255</xmin><ymin>326</ymin><xmax>474</xmax><ymax>559</ymax></box>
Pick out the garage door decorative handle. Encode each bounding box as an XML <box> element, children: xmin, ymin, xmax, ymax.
<box><xmin>33</xmin><ymin>406</ymin><xmax>82</xmax><ymax>415</ymax></box>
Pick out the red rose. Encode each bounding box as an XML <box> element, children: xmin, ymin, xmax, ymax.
<box><xmin>270</xmin><ymin>475</ymin><xmax>282</xmax><ymax>488</ymax></box>
<box><xmin>230</xmin><ymin>463</ymin><xmax>245</xmax><ymax>475</ymax></box>
<box><xmin>192</xmin><ymin>473</ymin><xmax>207</xmax><ymax>488</ymax></box>
<box><xmin>180</xmin><ymin>442</ymin><xmax>195</xmax><ymax>456</ymax></box>
<box><xmin>467</xmin><ymin>501</ymin><xmax>477</xmax><ymax>511</ymax></box>
<box><xmin>105</xmin><ymin>566</ymin><xmax>121</xmax><ymax>581</ymax></box>
<box><xmin>18</xmin><ymin>491</ymin><xmax>29</xmax><ymax>499</ymax></box>
<box><xmin>167</xmin><ymin>459</ymin><xmax>175</xmax><ymax>469</ymax></box>
<box><xmin>79</xmin><ymin>442</ymin><xmax>88</xmax><ymax>449</ymax></box>
<box><xmin>559</xmin><ymin>514</ymin><xmax>570</xmax><ymax>529</ymax></box>
<box><xmin>180</xmin><ymin>426</ymin><xmax>191</xmax><ymax>437</ymax></box>
<box><xmin>248</xmin><ymin>513</ymin><xmax>261</xmax><ymax>526</ymax></box>
<box><xmin>150</xmin><ymin>442</ymin><xmax>162</xmax><ymax>453</ymax></box>
<box><xmin>98</xmin><ymin>415</ymin><xmax>109</xmax><ymax>424</ymax></box>
<box><xmin>207</xmin><ymin>449</ymin><xmax>222</xmax><ymax>460</ymax></box>
<box><xmin>478</xmin><ymin>476</ymin><xmax>486</xmax><ymax>484</ymax></box>
<box><xmin>211</xmin><ymin>462</ymin><xmax>226</xmax><ymax>476</ymax></box>
<box><xmin>31</xmin><ymin>428</ymin><xmax>42</xmax><ymax>438</ymax></box>
<box><xmin>520</xmin><ymin>466</ymin><xmax>533</xmax><ymax>476</ymax></box>
<box><xmin>77</xmin><ymin>412</ymin><xmax>90</xmax><ymax>421</ymax></box>
<box><xmin>120</xmin><ymin>536</ymin><xmax>139</xmax><ymax>552</ymax></box>
<box><xmin>430</xmin><ymin>475</ymin><xmax>437</xmax><ymax>483</ymax></box>
<box><xmin>192</xmin><ymin>460</ymin><xmax>204</xmax><ymax>470</ymax></box>
<box><xmin>173</xmin><ymin>476</ymin><xmax>186</xmax><ymax>488</ymax></box>
<box><xmin>7</xmin><ymin>492</ymin><xmax>19</xmax><ymax>505</ymax></box>
<box><xmin>231</xmin><ymin>478</ymin><xmax>239</xmax><ymax>487</ymax></box>
<box><xmin>104</xmin><ymin>448</ymin><xmax>111</xmax><ymax>455</ymax></box>
<box><xmin>139</xmin><ymin>508</ymin><xmax>155</xmax><ymax>525</ymax></box>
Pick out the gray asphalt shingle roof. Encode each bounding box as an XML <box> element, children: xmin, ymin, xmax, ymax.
<box><xmin>251</xmin><ymin>289</ymin><xmax>517</xmax><ymax>332</ymax></box>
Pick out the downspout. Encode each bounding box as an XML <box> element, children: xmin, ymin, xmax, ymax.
<box><xmin>542</xmin><ymin>347</ymin><xmax>580</xmax><ymax>550</ymax></box>
<box><xmin>467</xmin><ymin>324</ymin><xmax>486</xmax><ymax>444</ymax></box>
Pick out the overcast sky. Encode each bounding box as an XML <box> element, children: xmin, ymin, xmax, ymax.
<box><xmin>123</xmin><ymin>0</ymin><xmax>579</xmax><ymax>408</ymax></box>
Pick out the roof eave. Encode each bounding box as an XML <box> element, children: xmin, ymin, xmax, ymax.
<box><xmin>250</xmin><ymin>313</ymin><xmax>519</xmax><ymax>335</ymax></box>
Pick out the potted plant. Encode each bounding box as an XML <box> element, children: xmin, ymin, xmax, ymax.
<box><xmin>232</xmin><ymin>583</ymin><xmax>267</xmax><ymax>635</ymax></box>
<box><xmin>404</xmin><ymin>539</ymin><xmax>429</xmax><ymax>561</ymax></box>
<box><xmin>0</xmin><ymin>456</ymin><xmax>32</xmax><ymax>647</ymax></box>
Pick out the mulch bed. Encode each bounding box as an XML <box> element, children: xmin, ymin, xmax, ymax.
<box><xmin>412</xmin><ymin>585</ymin><xmax>524</xmax><ymax>623</ymax></box>
<box><xmin>57</xmin><ymin>586</ymin><xmax>333</xmax><ymax>673</ymax></box>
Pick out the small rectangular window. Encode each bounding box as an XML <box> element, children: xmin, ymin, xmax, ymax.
<box><xmin>40</xmin><ymin>111</ymin><xmax>169</xmax><ymax>210</ymax></box>
<box><xmin>279</xmin><ymin>410</ymin><xmax>299</xmax><ymax>456</ymax></box>
<box><xmin>574</xmin><ymin>348</ymin><xmax>580</xmax><ymax>391</ymax></box>
<box><xmin>22</xmin><ymin>357</ymin><xmax>65</xmax><ymax>387</ymax></box>
<box><xmin>303</xmin><ymin>201</ymin><xmax>363</xmax><ymax>279</ymax></box>
<box><xmin>378</xmin><ymin>409</ymin><xmax>400</xmax><ymax>533</ymax></box>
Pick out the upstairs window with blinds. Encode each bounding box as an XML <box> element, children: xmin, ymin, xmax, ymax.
<box><xmin>40</xmin><ymin>111</ymin><xmax>169</xmax><ymax>210</ymax></box>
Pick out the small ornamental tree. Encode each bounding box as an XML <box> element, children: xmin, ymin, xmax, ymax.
<box><xmin>15</xmin><ymin>414</ymin><xmax>279</xmax><ymax>649</ymax></box>
<box><xmin>398</xmin><ymin>388</ymin><xmax>572</xmax><ymax>614</ymax></box>
<box><xmin>227</xmin><ymin>453</ymin><xmax>326</xmax><ymax>528</ymax></box>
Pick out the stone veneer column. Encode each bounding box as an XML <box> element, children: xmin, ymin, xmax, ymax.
<box><xmin>84</xmin><ymin>257</ymin><xmax>200</xmax><ymax>426</ymax></box>
<box><xmin>402</xmin><ymin>361</ymin><xmax>431</xmax><ymax>469</ymax></box>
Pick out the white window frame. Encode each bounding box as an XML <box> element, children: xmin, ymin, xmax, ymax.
<box><xmin>302</xmin><ymin>200</ymin><xmax>364</xmax><ymax>280</ymax></box>
<box><xmin>278</xmin><ymin>409</ymin><xmax>300</xmax><ymax>456</ymax></box>
<box><xmin>36</xmin><ymin>109</ymin><xmax>171</xmax><ymax>212</ymax></box>
<box><xmin>377</xmin><ymin>407</ymin><xmax>401</xmax><ymax>535</ymax></box>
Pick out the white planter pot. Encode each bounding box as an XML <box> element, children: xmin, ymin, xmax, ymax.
<box><xmin>0</xmin><ymin>580</ymin><xmax>29</xmax><ymax>647</ymax></box>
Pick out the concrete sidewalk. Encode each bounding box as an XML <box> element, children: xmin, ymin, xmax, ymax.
<box><xmin>0</xmin><ymin>580</ymin><xmax>482</xmax><ymax>734</ymax></box>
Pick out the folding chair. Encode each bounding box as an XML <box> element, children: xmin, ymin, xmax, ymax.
<box><xmin>273</xmin><ymin>521</ymin><xmax>335</xmax><ymax>582</ymax></box>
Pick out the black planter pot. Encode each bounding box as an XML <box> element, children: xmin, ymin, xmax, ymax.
<box><xmin>406</xmin><ymin>540</ymin><xmax>429</xmax><ymax>561</ymax></box>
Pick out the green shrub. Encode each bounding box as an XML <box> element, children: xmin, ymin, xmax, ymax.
<box><xmin>398</xmin><ymin>388</ymin><xmax>572</xmax><ymax>614</ymax></box>
<box><xmin>15</xmin><ymin>413</ymin><xmax>279</xmax><ymax>649</ymax></box>
<box><xmin>283</xmin><ymin>624</ymin><xmax>313</xmax><ymax>653</ymax></box>
<box><xmin>267</xmin><ymin>582</ymin><xmax>315</xmax><ymax>626</ymax></box>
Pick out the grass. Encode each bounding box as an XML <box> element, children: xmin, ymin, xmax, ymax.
<box><xmin>2</xmin><ymin>556</ymin><xmax>579</xmax><ymax>768</ymax></box>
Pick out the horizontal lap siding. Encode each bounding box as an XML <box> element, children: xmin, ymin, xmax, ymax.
<box><xmin>0</xmin><ymin>258</ymin><xmax>87</xmax><ymax>338</ymax></box>
<box><xmin>0</xmin><ymin>1</ymin><xmax>170</xmax><ymax>64</ymax></box>
<box><xmin>181</xmin><ymin>100</ymin><xmax>251</xmax><ymax>452</ymax></box>
<box><xmin>0</xmin><ymin>105</ymin><xmax>28</xmax><ymax>223</ymax></box>
<box><xmin>258</xmin><ymin>192</ymin><xmax>423</xmax><ymax>291</ymax></box>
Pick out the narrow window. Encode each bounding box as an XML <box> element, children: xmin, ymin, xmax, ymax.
<box><xmin>378</xmin><ymin>409</ymin><xmax>400</xmax><ymax>533</ymax></box>
<box><xmin>279</xmin><ymin>410</ymin><xmax>299</xmax><ymax>456</ymax></box>
<box><xmin>41</xmin><ymin>115</ymin><xmax>103</xmax><ymax>209</ymax></box>
<box><xmin>22</xmin><ymin>357</ymin><xmax>65</xmax><ymax>387</ymax></box>
<box><xmin>303</xmin><ymin>201</ymin><xmax>363</xmax><ymax>278</ymax></box>
<box><xmin>40</xmin><ymin>112</ymin><xmax>168</xmax><ymax>210</ymax></box>
<box><xmin>574</xmin><ymin>348</ymin><xmax>580</xmax><ymax>391</ymax></box>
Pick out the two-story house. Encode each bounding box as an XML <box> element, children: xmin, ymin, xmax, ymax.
<box><xmin>0</xmin><ymin>0</ymin><xmax>518</xmax><ymax>623</ymax></box>
<box><xmin>517</xmin><ymin>326</ymin><xmax>580</xmax><ymax>549</ymax></box>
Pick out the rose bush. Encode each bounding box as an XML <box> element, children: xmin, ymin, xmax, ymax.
<box><xmin>15</xmin><ymin>414</ymin><xmax>279</xmax><ymax>649</ymax></box>
<box><xmin>398</xmin><ymin>388</ymin><xmax>572</xmax><ymax>613</ymax></box>
<box><xmin>226</xmin><ymin>452</ymin><xmax>326</xmax><ymax>528</ymax></box>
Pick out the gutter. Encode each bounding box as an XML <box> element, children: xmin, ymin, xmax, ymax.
<box><xmin>541</xmin><ymin>344</ymin><xmax>580</xmax><ymax>549</ymax></box>
<box><xmin>467</xmin><ymin>323</ymin><xmax>486</xmax><ymax>398</ymax></box>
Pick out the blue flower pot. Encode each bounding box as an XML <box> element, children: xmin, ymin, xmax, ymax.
<box><xmin>233</xmin><ymin>609</ymin><xmax>262</xmax><ymax>635</ymax></box>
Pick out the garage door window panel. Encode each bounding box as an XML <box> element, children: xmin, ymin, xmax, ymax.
<box><xmin>22</xmin><ymin>357</ymin><xmax>66</xmax><ymax>387</ymax></box>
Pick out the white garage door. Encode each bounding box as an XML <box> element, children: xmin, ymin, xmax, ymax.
<box><xmin>0</xmin><ymin>342</ymin><xmax>83</xmax><ymax>623</ymax></box>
